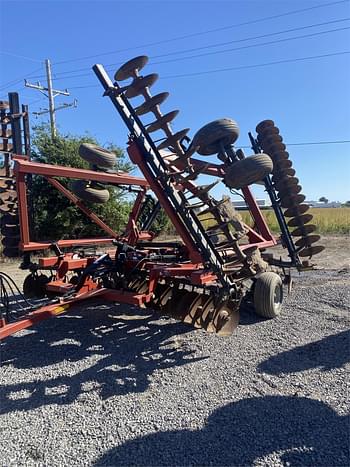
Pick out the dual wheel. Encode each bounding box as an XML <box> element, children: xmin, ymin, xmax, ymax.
<box><xmin>191</xmin><ymin>119</ymin><xmax>273</xmax><ymax>189</ymax></box>
<box><xmin>70</xmin><ymin>144</ymin><xmax>117</xmax><ymax>204</ymax></box>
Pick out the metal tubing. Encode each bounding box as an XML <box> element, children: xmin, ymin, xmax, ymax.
<box><xmin>46</xmin><ymin>177</ymin><xmax>118</xmax><ymax>238</ymax></box>
<box><xmin>21</xmin><ymin>238</ymin><xmax>115</xmax><ymax>251</ymax></box>
<box><xmin>13</xmin><ymin>157</ymin><xmax>149</xmax><ymax>187</ymax></box>
<box><xmin>241</xmin><ymin>186</ymin><xmax>276</xmax><ymax>243</ymax></box>
<box><xmin>8</xmin><ymin>92</ymin><xmax>22</xmax><ymax>155</ymax></box>
<box><xmin>128</xmin><ymin>143</ymin><xmax>202</xmax><ymax>263</ymax></box>
<box><xmin>16</xmin><ymin>172</ymin><xmax>30</xmax><ymax>246</ymax></box>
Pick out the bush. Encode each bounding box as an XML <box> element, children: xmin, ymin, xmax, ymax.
<box><xmin>30</xmin><ymin>124</ymin><xmax>133</xmax><ymax>241</ymax></box>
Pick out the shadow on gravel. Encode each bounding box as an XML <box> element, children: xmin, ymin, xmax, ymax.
<box><xmin>0</xmin><ymin>303</ymin><xmax>204</xmax><ymax>415</ymax></box>
<box><xmin>258</xmin><ymin>329</ymin><xmax>350</xmax><ymax>374</ymax></box>
<box><xmin>94</xmin><ymin>395</ymin><xmax>349</xmax><ymax>467</ymax></box>
<box><xmin>238</xmin><ymin>301</ymin><xmax>265</xmax><ymax>325</ymax></box>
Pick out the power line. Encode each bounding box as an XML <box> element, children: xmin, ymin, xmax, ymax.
<box><xmin>67</xmin><ymin>50</ymin><xmax>350</xmax><ymax>88</ymax></box>
<box><xmin>53</xmin><ymin>0</ymin><xmax>349</xmax><ymax>65</ymax></box>
<box><xmin>27</xmin><ymin>97</ymin><xmax>46</xmax><ymax>106</ymax></box>
<box><xmin>28</xmin><ymin>17</ymin><xmax>350</xmax><ymax>81</ymax></box>
<box><xmin>144</xmin><ymin>17</ymin><xmax>350</xmax><ymax>61</ymax></box>
<box><xmin>1</xmin><ymin>1</ymin><xmax>347</xmax><ymax>95</ymax></box>
<box><xmin>0</xmin><ymin>66</ymin><xmax>43</xmax><ymax>91</ymax></box>
<box><xmin>0</xmin><ymin>51</ymin><xmax>42</xmax><ymax>63</ymax></box>
<box><xmin>152</xmin><ymin>26</ymin><xmax>350</xmax><ymax>66</ymax></box>
<box><xmin>28</xmin><ymin>24</ymin><xmax>350</xmax><ymax>85</ymax></box>
<box><xmin>161</xmin><ymin>50</ymin><xmax>350</xmax><ymax>79</ymax></box>
<box><xmin>240</xmin><ymin>140</ymin><xmax>350</xmax><ymax>149</ymax></box>
<box><xmin>1</xmin><ymin>4</ymin><xmax>348</xmax><ymax>92</ymax></box>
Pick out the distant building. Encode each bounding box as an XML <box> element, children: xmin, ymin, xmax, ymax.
<box><xmin>306</xmin><ymin>200</ymin><xmax>342</xmax><ymax>208</ymax></box>
<box><xmin>231</xmin><ymin>199</ymin><xmax>270</xmax><ymax>210</ymax></box>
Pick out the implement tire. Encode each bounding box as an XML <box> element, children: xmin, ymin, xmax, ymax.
<box><xmin>254</xmin><ymin>272</ymin><xmax>283</xmax><ymax>319</ymax></box>
<box><xmin>79</xmin><ymin>143</ymin><xmax>116</xmax><ymax>168</ymax></box>
<box><xmin>224</xmin><ymin>154</ymin><xmax>273</xmax><ymax>189</ymax></box>
<box><xmin>191</xmin><ymin>118</ymin><xmax>240</xmax><ymax>155</ymax></box>
<box><xmin>71</xmin><ymin>180</ymin><xmax>110</xmax><ymax>204</ymax></box>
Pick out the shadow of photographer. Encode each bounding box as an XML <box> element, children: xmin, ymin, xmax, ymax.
<box><xmin>94</xmin><ymin>395</ymin><xmax>349</xmax><ymax>466</ymax></box>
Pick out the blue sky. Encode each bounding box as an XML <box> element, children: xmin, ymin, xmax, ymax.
<box><xmin>1</xmin><ymin>0</ymin><xmax>349</xmax><ymax>202</ymax></box>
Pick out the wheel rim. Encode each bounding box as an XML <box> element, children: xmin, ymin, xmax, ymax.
<box><xmin>274</xmin><ymin>284</ymin><xmax>283</xmax><ymax>312</ymax></box>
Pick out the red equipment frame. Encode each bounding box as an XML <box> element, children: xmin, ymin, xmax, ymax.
<box><xmin>0</xmin><ymin>140</ymin><xmax>279</xmax><ymax>340</ymax></box>
<box><xmin>13</xmin><ymin>155</ymin><xmax>152</xmax><ymax>251</ymax></box>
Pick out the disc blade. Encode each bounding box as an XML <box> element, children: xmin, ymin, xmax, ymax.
<box><xmin>272</xmin><ymin>167</ymin><xmax>296</xmax><ymax>178</ymax></box>
<box><xmin>157</xmin><ymin>128</ymin><xmax>190</xmax><ymax>150</ymax></box>
<box><xmin>147</xmin><ymin>110</ymin><xmax>179</xmax><ymax>133</ymax></box>
<box><xmin>185</xmin><ymin>294</ymin><xmax>205</xmax><ymax>326</ymax></box>
<box><xmin>135</xmin><ymin>92</ymin><xmax>169</xmax><ymax>115</ymax></box>
<box><xmin>266</xmin><ymin>142</ymin><xmax>287</xmax><ymax>154</ymax></box>
<box><xmin>295</xmin><ymin>234</ymin><xmax>321</xmax><ymax>248</ymax></box>
<box><xmin>177</xmin><ymin>292</ymin><xmax>201</xmax><ymax>321</ymax></box>
<box><xmin>290</xmin><ymin>224</ymin><xmax>317</xmax><ymax>236</ymax></box>
<box><xmin>284</xmin><ymin>203</ymin><xmax>310</xmax><ymax>218</ymax></box>
<box><xmin>198</xmin><ymin>297</ymin><xmax>216</xmax><ymax>330</ymax></box>
<box><xmin>279</xmin><ymin>194</ymin><xmax>306</xmax><ymax>208</ymax></box>
<box><xmin>262</xmin><ymin>134</ymin><xmax>283</xmax><ymax>147</ymax></box>
<box><xmin>287</xmin><ymin>213</ymin><xmax>313</xmax><ymax>227</ymax></box>
<box><xmin>299</xmin><ymin>245</ymin><xmax>325</xmax><ymax>257</ymax></box>
<box><xmin>257</xmin><ymin>126</ymin><xmax>280</xmax><ymax>141</ymax></box>
<box><xmin>274</xmin><ymin>176</ymin><xmax>299</xmax><ymax>192</ymax></box>
<box><xmin>270</xmin><ymin>151</ymin><xmax>290</xmax><ymax>161</ymax></box>
<box><xmin>114</xmin><ymin>55</ymin><xmax>149</xmax><ymax>81</ymax></box>
<box><xmin>0</xmin><ymin>179</ymin><xmax>14</xmax><ymax>190</ymax></box>
<box><xmin>256</xmin><ymin>120</ymin><xmax>275</xmax><ymax>133</ymax></box>
<box><xmin>216</xmin><ymin>310</ymin><xmax>240</xmax><ymax>336</ymax></box>
<box><xmin>278</xmin><ymin>184</ymin><xmax>302</xmax><ymax>198</ymax></box>
<box><xmin>272</xmin><ymin>159</ymin><xmax>293</xmax><ymax>170</ymax></box>
<box><xmin>0</xmin><ymin>203</ymin><xmax>17</xmax><ymax>213</ymax></box>
<box><xmin>0</xmin><ymin>191</ymin><xmax>17</xmax><ymax>202</ymax></box>
<box><xmin>125</xmin><ymin>73</ymin><xmax>158</xmax><ymax>98</ymax></box>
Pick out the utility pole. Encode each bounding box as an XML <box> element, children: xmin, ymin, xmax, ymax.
<box><xmin>45</xmin><ymin>59</ymin><xmax>56</xmax><ymax>138</ymax></box>
<box><xmin>25</xmin><ymin>59</ymin><xmax>77</xmax><ymax>139</ymax></box>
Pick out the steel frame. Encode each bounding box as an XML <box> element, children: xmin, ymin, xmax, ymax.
<box><xmin>13</xmin><ymin>156</ymin><xmax>151</xmax><ymax>251</ymax></box>
<box><xmin>0</xmin><ymin>67</ymin><xmax>290</xmax><ymax>340</ymax></box>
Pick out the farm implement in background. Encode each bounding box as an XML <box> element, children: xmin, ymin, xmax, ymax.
<box><xmin>0</xmin><ymin>56</ymin><xmax>324</xmax><ymax>341</ymax></box>
<box><xmin>0</xmin><ymin>93</ymin><xmax>31</xmax><ymax>258</ymax></box>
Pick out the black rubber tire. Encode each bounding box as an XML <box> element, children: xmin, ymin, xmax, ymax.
<box><xmin>191</xmin><ymin>118</ymin><xmax>240</xmax><ymax>155</ymax></box>
<box><xmin>23</xmin><ymin>273</ymin><xmax>51</xmax><ymax>298</ymax></box>
<box><xmin>0</xmin><ymin>213</ymin><xmax>19</xmax><ymax>227</ymax></box>
<box><xmin>2</xmin><ymin>236</ymin><xmax>20</xmax><ymax>247</ymax></box>
<box><xmin>71</xmin><ymin>180</ymin><xmax>110</xmax><ymax>204</ymax></box>
<box><xmin>2</xmin><ymin>246</ymin><xmax>19</xmax><ymax>258</ymax></box>
<box><xmin>1</xmin><ymin>225</ymin><xmax>19</xmax><ymax>236</ymax></box>
<box><xmin>224</xmin><ymin>154</ymin><xmax>273</xmax><ymax>189</ymax></box>
<box><xmin>78</xmin><ymin>143</ymin><xmax>116</xmax><ymax>168</ymax></box>
<box><xmin>253</xmin><ymin>272</ymin><xmax>283</xmax><ymax>319</ymax></box>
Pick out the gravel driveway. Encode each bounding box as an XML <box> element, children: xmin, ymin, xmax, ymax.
<box><xmin>0</xmin><ymin>236</ymin><xmax>349</xmax><ymax>466</ymax></box>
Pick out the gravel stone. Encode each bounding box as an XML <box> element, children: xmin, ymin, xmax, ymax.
<box><xmin>0</xmin><ymin>236</ymin><xmax>349</xmax><ymax>466</ymax></box>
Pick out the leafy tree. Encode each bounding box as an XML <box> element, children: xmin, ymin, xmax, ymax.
<box><xmin>319</xmin><ymin>196</ymin><xmax>329</xmax><ymax>204</ymax></box>
<box><xmin>149</xmin><ymin>207</ymin><xmax>170</xmax><ymax>235</ymax></box>
<box><xmin>29</xmin><ymin>124</ymin><xmax>133</xmax><ymax>241</ymax></box>
<box><xmin>344</xmin><ymin>201</ymin><xmax>350</xmax><ymax>207</ymax></box>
